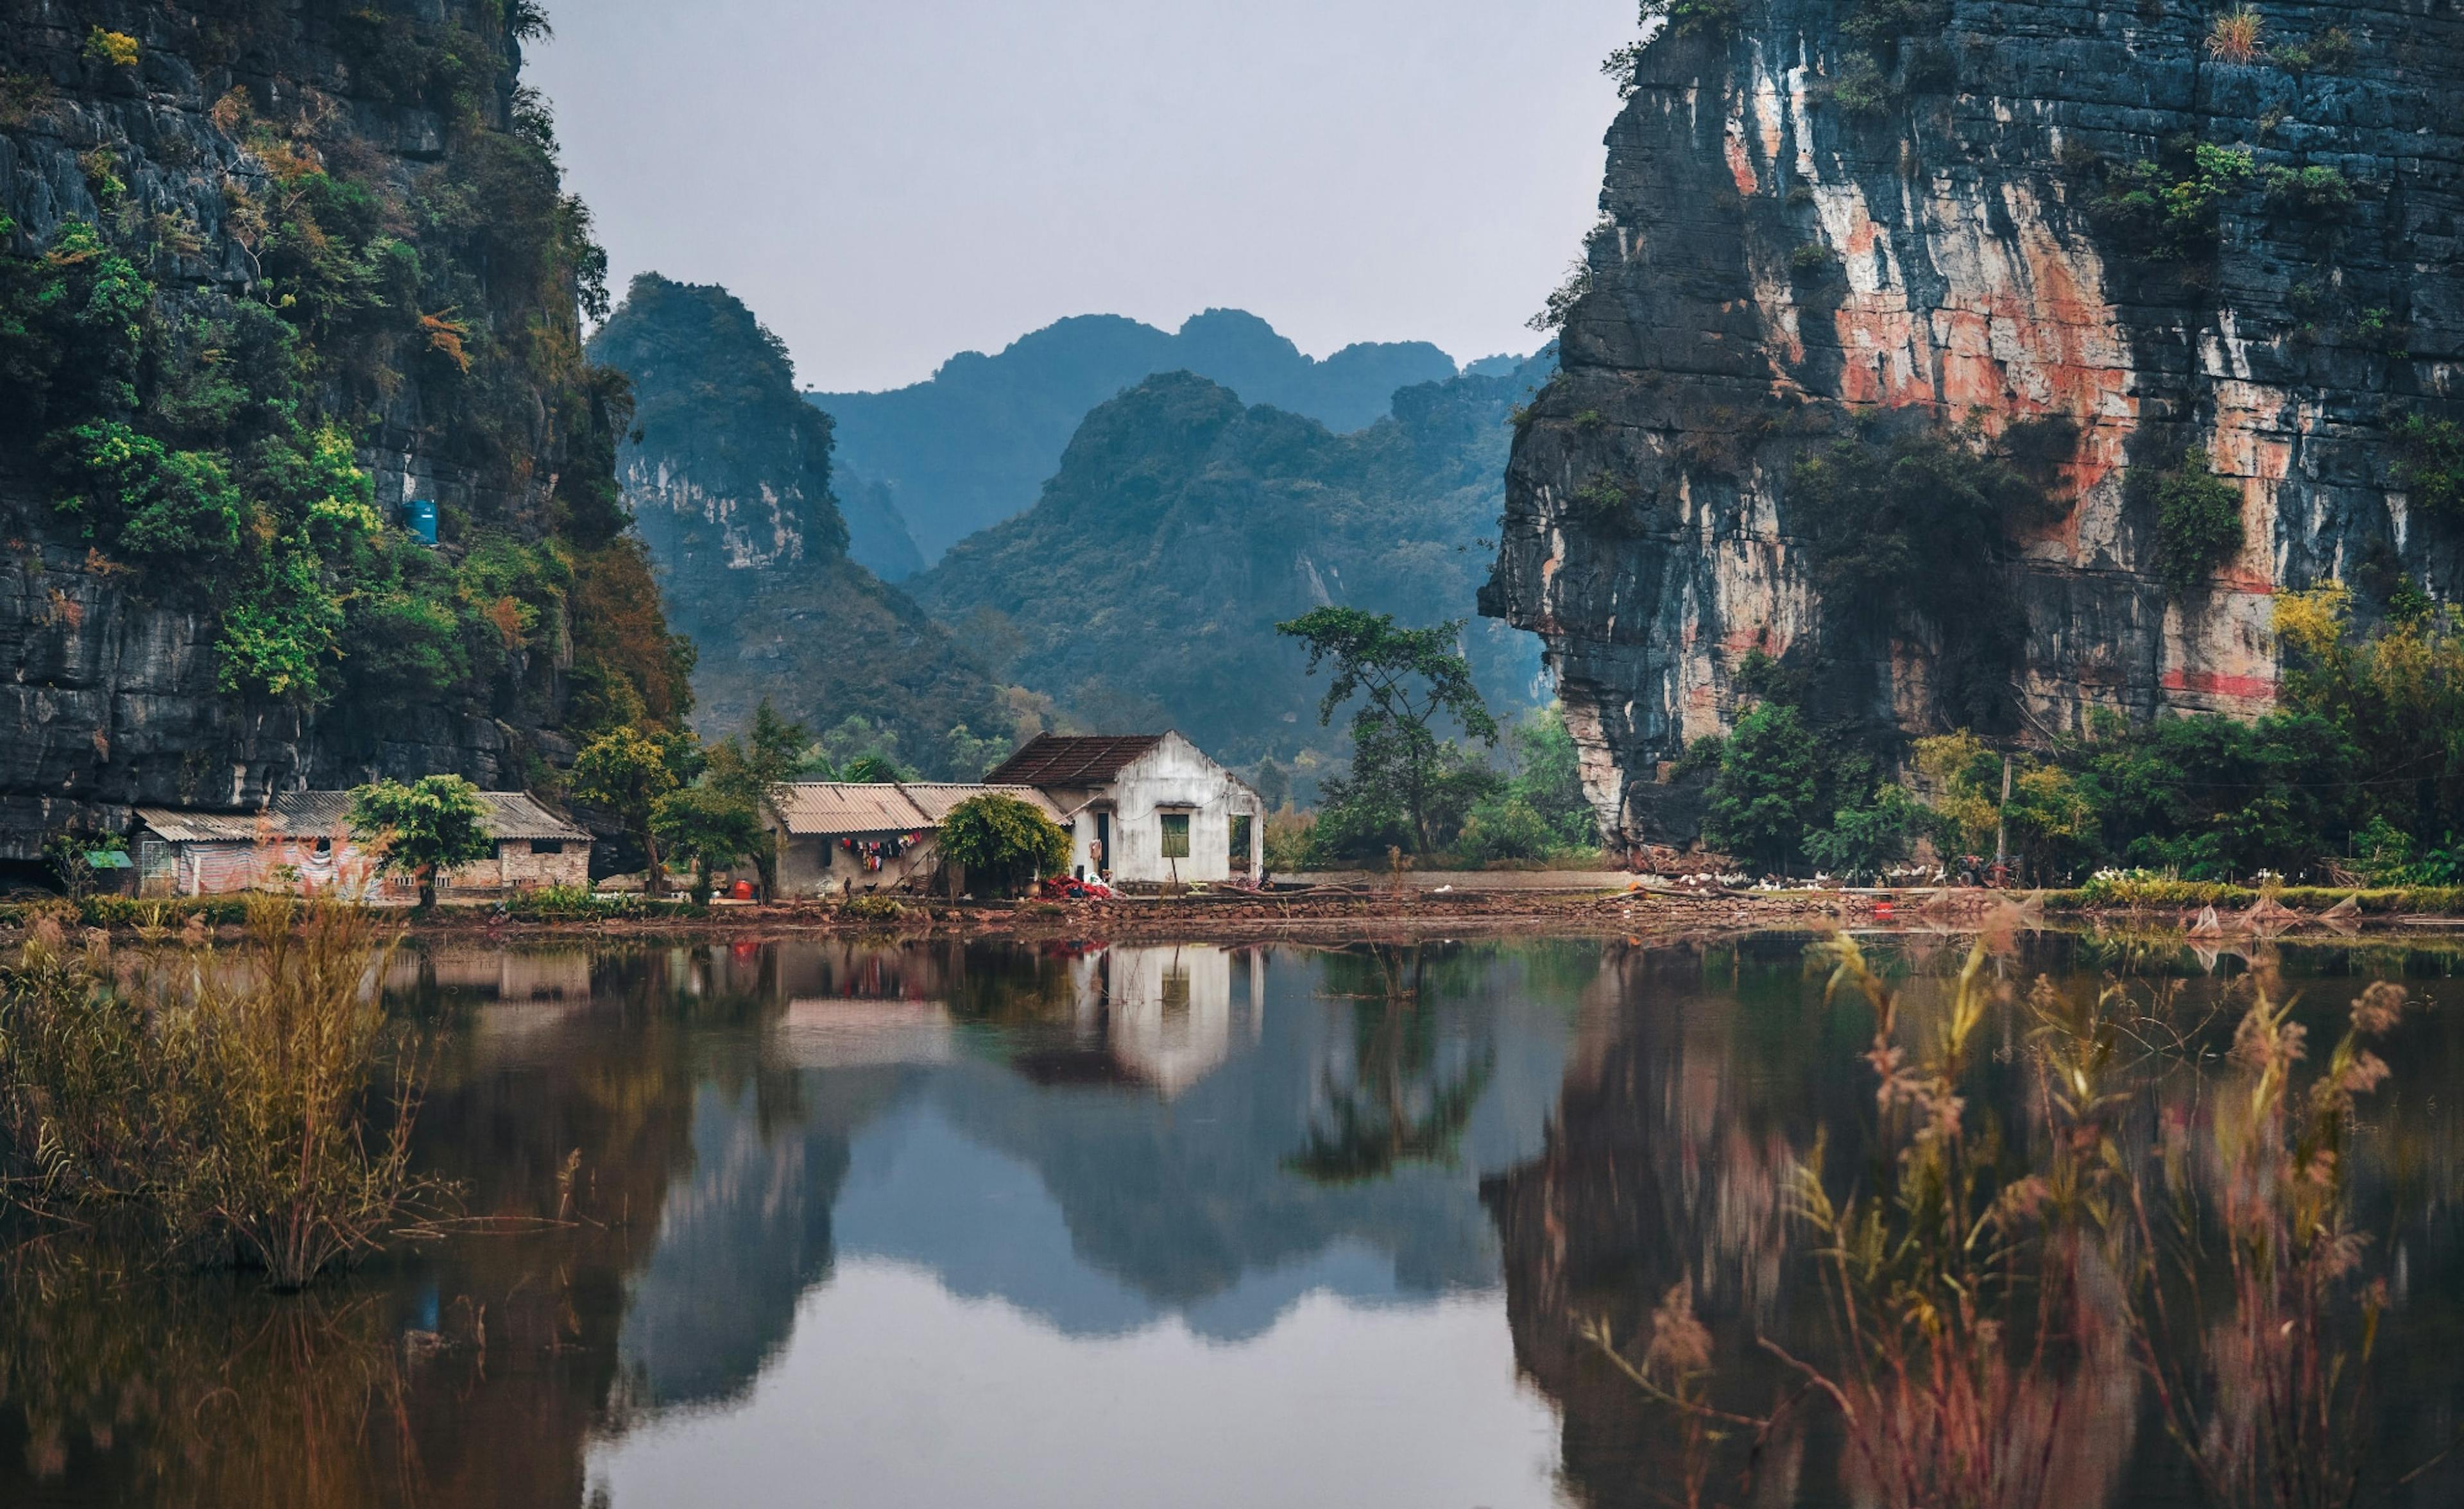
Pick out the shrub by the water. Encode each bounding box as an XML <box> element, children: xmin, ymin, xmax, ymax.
<box><xmin>0</xmin><ymin>896</ymin><xmax>445</xmax><ymax>1287</ymax></box>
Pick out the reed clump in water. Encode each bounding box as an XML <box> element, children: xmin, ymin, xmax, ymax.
<box><xmin>0</xmin><ymin>894</ymin><xmax>446</xmax><ymax>1288</ymax></box>
<box><xmin>1586</xmin><ymin>936</ymin><xmax>2424</xmax><ymax>1508</ymax></box>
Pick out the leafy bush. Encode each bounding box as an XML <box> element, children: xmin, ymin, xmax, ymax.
<box><xmin>2273</xmin><ymin>26</ymin><xmax>2354</xmax><ymax>72</ymax></box>
<box><xmin>1454</xmin><ymin>798</ymin><xmax>1555</xmax><ymax>865</ymax></box>
<box><xmin>2089</xmin><ymin>139</ymin><xmax>2255</xmax><ymax>262</ymax></box>
<box><xmin>1829</xmin><ymin>52</ymin><xmax>1892</xmax><ymax>113</ymax></box>
<box><xmin>498</xmin><ymin>883</ymin><xmax>602</xmax><ymax>920</ymax></box>
<box><xmin>2261</xmin><ymin>164</ymin><xmax>2356</xmax><ymax>217</ymax></box>
<box><xmin>1790</xmin><ymin>241</ymin><xmax>1840</xmax><ymax>275</ymax></box>
<box><xmin>939</xmin><ymin>794</ymin><xmax>1070</xmax><ymax>896</ymax></box>
<box><xmin>82</xmin><ymin>28</ymin><xmax>141</xmax><ymax>68</ymax></box>
<box><xmin>2392</xmin><ymin>413</ymin><xmax>2464</xmax><ymax>516</ymax></box>
<box><xmin>1804</xmin><ymin>783</ymin><xmax>1923</xmax><ymax>880</ymax></box>
<box><xmin>843</xmin><ymin>893</ymin><xmax>905</xmax><ymax>923</ymax></box>
<box><xmin>2144</xmin><ymin>447</ymin><xmax>2245</xmax><ymax>595</ymax></box>
<box><xmin>1263</xmin><ymin>810</ymin><xmax>1318</xmax><ymax>873</ymax></box>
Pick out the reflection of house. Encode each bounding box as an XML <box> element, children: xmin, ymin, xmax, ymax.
<box><xmin>133</xmin><ymin>791</ymin><xmax>590</xmax><ymax>898</ymax></box>
<box><xmin>988</xmin><ymin>733</ymin><xmax>1263</xmax><ymax>886</ymax></box>
<box><xmin>1070</xmin><ymin>944</ymin><xmax>1262</xmax><ymax>1096</ymax></box>
<box><xmin>763</xmin><ymin>783</ymin><xmax>1066</xmax><ymax>897</ymax></box>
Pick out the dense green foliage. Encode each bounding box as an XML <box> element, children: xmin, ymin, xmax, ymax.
<box><xmin>1455</xmin><ymin>704</ymin><xmax>1602</xmax><ymax>862</ymax></box>
<box><xmin>347</xmin><ymin>776</ymin><xmax>493</xmax><ymax>908</ymax></box>
<box><xmin>1702</xmin><ymin>703</ymin><xmax>1824</xmax><ymax>871</ymax></box>
<box><xmin>1693</xmin><ymin>584</ymin><xmax>2464</xmax><ymax>883</ymax></box>
<box><xmin>2087</xmin><ymin>137</ymin><xmax>2256</xmax><ymax>263</ymax></box>
<box><xmin>2393</xmin><ymin>412</ymin><xmax>2464</xmax><ymax>517</ymax></box>
<box><xmin>0</xmin><ymin>8</ymin><xmax>683</xmax><ymax>735</ymax></box>
<box><xmin>914</xmin><ymin>364</ymin><xmax>1551</xmax><ymax>771</ymax></box>
<box><xmin>814</xmin><ymin>308</ymin><xmax>1462</xmax><ymax>567</ymax></box>
<box><xmin>649</xmin><ymin>784</ymin><xmax>762</xmax><ymax>905</ymax></box>
<box><xmin>569</xmin><ymin>725</ymin><xmax>692</xmax><ymax>891</ymax></box>
<box><xmin>937</xmin><ymin>794</ymin><xmax>1072</xmax><ymax>897</ymax></box>
<box><xmin>590</xmin><ymin>275</ymin><xmax>1015</xmax><ymax>778</ymax></box>
<box><xmin>1787</xmin><ymin>417</ymin><xmax>2069</xmax><ymax>729</ymax></box>
<box><xmin>2143</xmin><ymin>447</ymin><xmax>2246</xmax><ymax>594</ymax></box>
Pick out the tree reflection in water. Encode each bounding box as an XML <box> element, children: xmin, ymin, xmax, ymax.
<box><xmin>1288</xmin><ymin>944</ymin><xmax>1497</xmax><ymax>1184</ymax></box>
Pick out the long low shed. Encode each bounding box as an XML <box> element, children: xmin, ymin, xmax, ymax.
<box><xmin>133</xmin><ymin>792</ymin><xmax>591</xmax><ymax>899</ymax></box>
<box><xmin>765</xmin><ymin>783</ymin><xmax>1066</xmax><ymax>896</ymax></box>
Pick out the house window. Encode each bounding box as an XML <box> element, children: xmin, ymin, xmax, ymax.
<box><xmin>1159</xmin><ymin>812</ymin><xmax>1191</xmax><ymax>860</ymax></box>
<box><xmin>532</xmin><ymin>840</ymin><xmax>565</xmax><ymax>855</ymax></box>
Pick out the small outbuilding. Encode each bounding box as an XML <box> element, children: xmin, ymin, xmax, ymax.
<box><xmin>132</xmin><ymin>790</ymin><xmax>591</xmax><ymax>899</ymax></box>
<box><xmin>764</xmin><ymin>781</ymin><xmax>1066</xmax><ymax>897</ymax></box>
<box><xmin>986</xmin><ymin>732</ymin><xmax>1263</xmax><ymax>887</ymax></box>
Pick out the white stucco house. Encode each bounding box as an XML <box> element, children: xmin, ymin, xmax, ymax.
<box><xmin>987</xmin><ymin>733</ymin><xmax>1263</xmax><ymax>887</ymax></box>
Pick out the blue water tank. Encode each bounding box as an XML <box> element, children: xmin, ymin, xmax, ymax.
<box><xmin>404</xmin><ymin>498</ymin><xmax>438</xmax><ymax>545</ymax></box>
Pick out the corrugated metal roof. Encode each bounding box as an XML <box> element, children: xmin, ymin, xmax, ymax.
<box><xmin>898</xmin><ymin>783</ymin><xmax>1066</xmax><ymax>823</ymax></box>
<box><xmin>767</xmin><ymin>784</ymin><xmax>932</xmax><ymax>836</ymax></box>
<box><xmin>134</xmin><ymin>808</ymin><xmax>280</xmax><ymax>844</ymax></box>
<box><xmin>986</xmin><ymin>735</ymin><xmax>1164</xmax><ymax>788</ymax></box>
<box><xmin>275</xmin><ymin>791</ymin><xmax>590</xmax><ymax>843</ymax></box>
<box><xmin>765</xmin><ymin>783</ymin><xmax>1070</xmax><ymax>836</ymax></box>
<box><xmin>141</xmin><ymin>792</ymin><xmax>588</xmax><ymax>846</ymax></box>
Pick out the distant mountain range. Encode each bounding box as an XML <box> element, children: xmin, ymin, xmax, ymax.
<box><xmin>596</xmin><ymin>276</ymin><xmax>1550</xmax><ymax>778</ymax></box>
<box><xmin>810</xmin><ymin>309</ymin><xmax>1480</xmax><ymax>574</ymax></box>
<box><xmin>910</xmin><ymin>354</ymin><xmax>1555</xmax><ymax>770</ymax></box>
<box><xmin>589</xmin><ymin>275</ymin><xmax>1012</xmax><ymax>771</ymax></box>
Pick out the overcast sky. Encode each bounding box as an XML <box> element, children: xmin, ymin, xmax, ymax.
<box><xmin>527</xmin><ymin>0</ymin><xmax>1636</xmax><ymax>393</ymax></box>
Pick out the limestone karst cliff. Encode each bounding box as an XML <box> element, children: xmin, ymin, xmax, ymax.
<box><xmin>589</xmin><ymin>274</ymin><xmax>1014</xmax><ymax>776</ymax></box>
<box><xmin>1483</xmin><ymin>0</ymin><xmax>2464</xmax><ymax>846</ymax></box>
<box><xmin>0</xmin><ymin>0</ymin><xmax>686</xmax><ymax>860</ymax></box>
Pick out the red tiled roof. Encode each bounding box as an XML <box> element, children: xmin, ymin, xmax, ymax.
<box><xmin>985</xmin><ymin>735</ymin><xmax>1164</xmax><ymax>788</ymax></box>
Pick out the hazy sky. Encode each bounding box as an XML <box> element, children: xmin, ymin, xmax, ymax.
<box><xmin>527</xmin><ymin>1</ymin><xmax>1636</xmax><ymax>393</ymax></box>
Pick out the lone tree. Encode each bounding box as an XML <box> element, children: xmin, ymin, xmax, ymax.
<box><xmin>349</xmin><ymin>775</ymin><xmax>493</xmax><ymax>908</ymax></box>
<box><xmin>570</xmin><ymin>725</ymin><xmax>694</xmax><ymax>893</ymax></box>
<box><xmin>1277</xmin><ymin>607</ymin><xmax>1498</xmax><ymax>853</ymax></box>
<box><xmin>651</xmin><ymin>783</ymin><xmax>766</xmax><ymax>905</ymax></box>
<box><xmin>698</xmin><ymin>699</ymin><xmax>809</xmax><ymax>896</ymax></box>
<box><xmin>937</xmin><ymin>793</ymin><xmax>1070</xmax><ymax>898</ymax></box>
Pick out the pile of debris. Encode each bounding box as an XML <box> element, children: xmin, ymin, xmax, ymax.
<box><xmin>1627</xmin><ymin>844</ymin><xmax>1736</xmax><ymax>879</ymax></box>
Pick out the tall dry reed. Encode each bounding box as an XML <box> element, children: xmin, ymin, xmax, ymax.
<box><xmin>1584</xmin><ymin>935</ymin><xmax>2423</xmax><ymax>1508</ymax></box>
<box><xmin>0</xmin><ymin>895</ymin><xmax>446</xmax><ymax>1287</ymax></box>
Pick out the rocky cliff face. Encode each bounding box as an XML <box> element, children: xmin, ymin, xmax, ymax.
<box><xmin>590</xmin><ymin>274</ymin><xmax>1014</xmax><ymax>776</ymax></box>
<box><xmin>0</xmin><ymin>0</ymin><xmax>669</xmax><ymax>860</ymax></box>
<box><xmin>1483</xmin><ymin>0</ymin><xmax>2464</xmax><ymax>845</ymax></box>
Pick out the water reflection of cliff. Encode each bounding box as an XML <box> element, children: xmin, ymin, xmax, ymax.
<box><xmin>611</xmin><ymin>941</ymin><xmax>1572</xmax><ymax>1384</ymax></box>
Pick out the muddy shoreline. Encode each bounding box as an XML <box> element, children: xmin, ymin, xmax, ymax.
<box><xmin>13</xmin><ymin>883</ymin><xmax>2460</xmax><ymax>948</ymax></box>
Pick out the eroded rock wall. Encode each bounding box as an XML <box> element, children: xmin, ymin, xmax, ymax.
<box><xmin>1484</xmin><ymin>0</ymin><xmax>2464</xmax><ymax>845</ymax></box>
<box><xmin>0</xmin><ymin>1</ymin><xmax>608</xmax><ymax>857</ymax></box>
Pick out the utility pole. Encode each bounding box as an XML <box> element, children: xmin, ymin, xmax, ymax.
<box><xmin>1994</xmin><ymin>754</ymin><xmax>2013</xmax><ymax>883</ymax></box>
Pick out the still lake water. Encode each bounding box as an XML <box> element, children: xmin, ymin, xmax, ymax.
<box><xmin>3</xmin><ymin>932</ymin><xmax>2460</xmax><ymax>1507</ymax></box>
